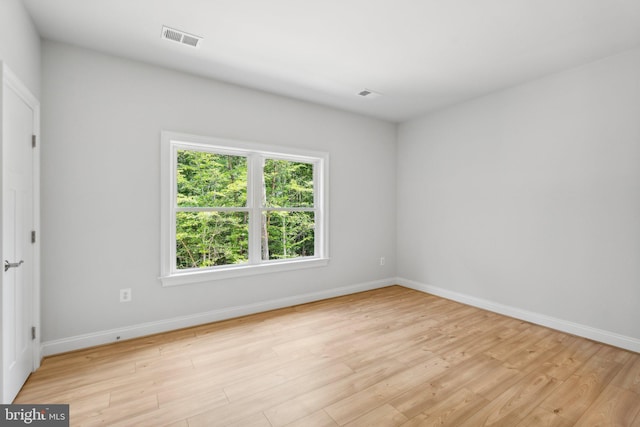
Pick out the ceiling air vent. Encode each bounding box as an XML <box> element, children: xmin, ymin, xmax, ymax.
<box><xmin>357</xmin><ymin>89</ymin><xmax>381</xmax><ymax>99</ymax></box>
<box><xmin>161</xmin><ymin>26</ymin><xmax>202</xmax><ymax>48</ymax></box>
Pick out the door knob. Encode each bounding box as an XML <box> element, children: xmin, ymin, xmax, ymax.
<box><xmin>4</xmin><ymin>260</ymin><xmax>24</xmax><ymax>272</ymax></box>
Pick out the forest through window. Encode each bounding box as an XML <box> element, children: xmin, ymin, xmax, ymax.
<box><xmin>174</xmin><ymin>148</ymin><xmax>318</xmax><ymax>270</ymax></box>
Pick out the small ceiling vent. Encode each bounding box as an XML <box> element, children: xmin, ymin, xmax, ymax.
<box><xmin>357</xmin><ymin>89</ymin><xmax>381</xmax><ymax>99</ymax></box>
<box><xmin>161</xmin><ymin>26</ymin><xmax>202</xmax><ymax>48</ymax></box>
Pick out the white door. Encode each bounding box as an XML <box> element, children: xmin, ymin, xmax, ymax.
<box><xmin>2</xmin><ymin>68</ymin><xmax>36</xmax><ymax>404</ymax></box>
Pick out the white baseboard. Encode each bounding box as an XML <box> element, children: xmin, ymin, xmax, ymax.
<box><xmin>42</xmin><ymin>277</ymin><xmax>640</xmax><ymax>356</ymax></box>
<box><xmin>41</xmin><ymin>278</ymin><xmax>394</xmax><ymax>356</ymax></box>
<box><xmin>397</xmin><ymin>277</ymin><xmax>640</xmax><ymax>353</ymax></box>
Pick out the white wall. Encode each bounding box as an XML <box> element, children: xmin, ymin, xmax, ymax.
<box><xmin>41</xmin><ymin>41</ymin><xmax>396</xmax><ymax>349</ymax></box>
<box><xmin>397</xmin><ymin>48</ymin><xmax>640</xmax><ymax>345</ymax></box>
<box><xmin>0</xmin><ymin>0</ymin><xmax>40</xmax><ymax>97</ymax></box>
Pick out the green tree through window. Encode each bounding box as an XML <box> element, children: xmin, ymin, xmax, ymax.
<box><xmin>176</xmin><ymin>150</ymin><xmax>248</xmax><ymax>269</ymax></box>
<box><xmin>262</xmin><ymin>159</ymin><xmax>314</xmax><ymax>260</ymax></box>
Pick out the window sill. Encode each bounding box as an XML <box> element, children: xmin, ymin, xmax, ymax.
<box><xmin>159</xmin><ymin>257</ymin><xmax>329</xmax><ymax>287</ymax></box>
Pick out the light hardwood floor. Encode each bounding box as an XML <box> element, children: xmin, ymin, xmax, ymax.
<box><xmin>15</xmin><ymin>286</ymin><xmax>640</xmax><ymax>426</ymax></box>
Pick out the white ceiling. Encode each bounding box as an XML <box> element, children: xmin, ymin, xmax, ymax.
<box><xmin>22</xmin><ymin>0</ymin><xmax>640</xmax><ymax>122</ymax></box>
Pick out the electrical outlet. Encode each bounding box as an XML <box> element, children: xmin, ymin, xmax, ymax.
<box><xmin>380</xmin><ymin>257</ymin><xmax>385</xmax><ymax>266</ymax></box>
<box><xmin>120</xmin><ymin>288</ymin><xmax>132</xmax><ymax>303</ymax></box>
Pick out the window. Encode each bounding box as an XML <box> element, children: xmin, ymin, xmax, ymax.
<box><xmin>160</xmin><ymin>132</ymin><xmax>329</xmax><ymax>286</ymax></box>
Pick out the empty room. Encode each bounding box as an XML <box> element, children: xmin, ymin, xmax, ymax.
<box><xmin>1</xmin><ymin>0</ymin><xmax>640</xmax><ymax>425</ymax></box>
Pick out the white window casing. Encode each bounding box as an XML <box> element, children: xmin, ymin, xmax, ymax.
<box><xmin>160</xmin><ymin>131</ymin><xmax>329</xmax><ymax>286</ymax></box>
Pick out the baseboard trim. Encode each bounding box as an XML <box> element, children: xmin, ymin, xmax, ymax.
<box><xmin>42</xmin><ymin>277</ymin><xmax>640</xmax><ymax>356</ymax></box>
<box><xmin>397</xmin><ymin>277</ymin><xmax>640</xmax><ymax>353</ymax></box>
<box><xmin>41</xmin><ymin>278</ymin><xmax>394</xmax><ymax>356</ymax></box>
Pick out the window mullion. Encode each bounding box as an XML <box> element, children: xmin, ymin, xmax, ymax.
<box><xmin>175</xmin><ymin>207</ymin><xmax>248</xmax><ymax>213</ymax></box>
<box><xmin>261</xmin><ymin>207</ymin><xmax>315</xmax><ymax>212</ymax></box>
<box><xmin>248</xmin><ymin>154</ymin><xmax>263</xmax><ymax>264</ymax></box>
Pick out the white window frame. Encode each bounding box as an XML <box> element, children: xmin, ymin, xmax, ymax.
<box><xmin>160</xmin><ymin>131</ymin><xmax>329</xmax><ymax>286</ymax></box>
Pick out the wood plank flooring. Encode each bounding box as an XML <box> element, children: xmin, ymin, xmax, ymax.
<box><xmin>15</xmin><ymin>286</ymin><xmax>640</xmax><ymax>426</ymax></box>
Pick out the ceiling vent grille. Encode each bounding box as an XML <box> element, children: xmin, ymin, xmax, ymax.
<box><xmin>161</xmin><ymin>26</ymin><xmax>202</xmax><ymax>48</ymax></box>
<box><xmin>357</xmin><ymin>89</ymin><xmax>381</xmax><ymax>99</ymax></box>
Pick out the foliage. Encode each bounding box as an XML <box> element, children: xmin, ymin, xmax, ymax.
<box><xmin>176</xmin><ymin>150</ymin><xmax>247</xmax><ymax>207</ymax></box>
<box><xmin>175</xmin><ymin>150</ymin><xmax>315</xmax><ymax>269</ymax></box>
<box><xmin>176</xmin><ymin>211</ymin><xmax>249</xmax><ymax>268</ymax></box>
<box><xmin>263</xmin><ymin>211</ymin><xmax>315</xmax><ymax>260</ymax></box>
<box><xmin>264</xmin><ymin>159</ymin><xmax>314</xmax><ymax>208</ymax></box>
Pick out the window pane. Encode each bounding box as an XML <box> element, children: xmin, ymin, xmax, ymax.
<box><xmin>263</xmin><ymin>159</ymin><xmax>314</xmax><ymax>208</ymax></box>
<box><xmin>176</xmin><ymin>211</ymin><xmax>248</xmax><ymax>269</ymax></box>
<box><xmin>262</xmin><ymin>211</ymin><xmax>314</xmax><ymax>260</ymax></box>
<box><xmin>177</xmin><ymin>150</ymin><xmax>247</xmax><ymax>207</ymax></box>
